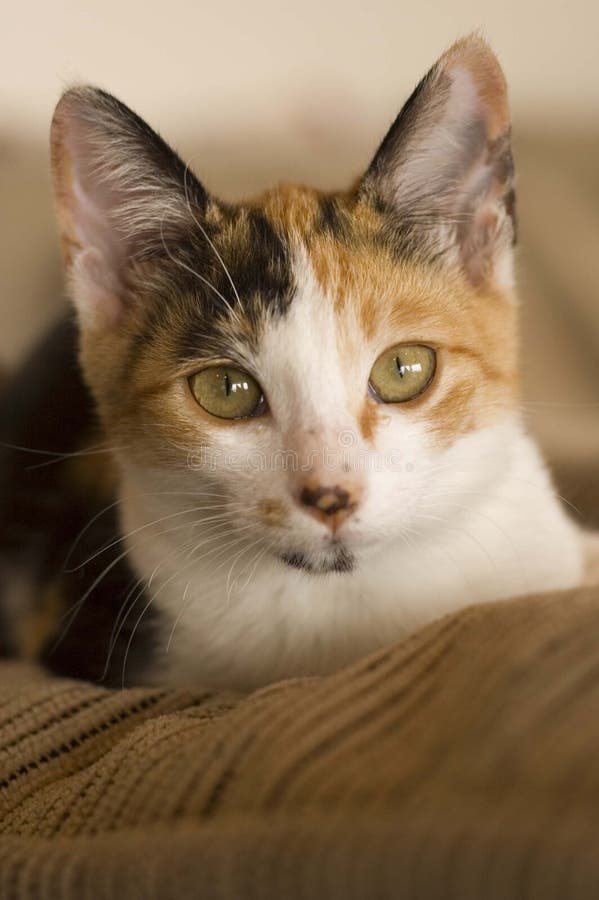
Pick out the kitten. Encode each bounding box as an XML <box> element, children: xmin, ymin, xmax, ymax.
<box><xmin>0</xmin><ymin>35</ymin><xmax>584</xmax><ymax>690</ymax></box>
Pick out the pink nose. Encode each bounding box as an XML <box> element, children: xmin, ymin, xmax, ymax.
<box><xmin>298</xmin><ymin>479</ymin><xmax>362</xmax><ymax>532</ymax></box>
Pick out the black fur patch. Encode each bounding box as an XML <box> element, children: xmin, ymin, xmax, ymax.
<box><xmin>0</xmin><ymin>316</ymin><xmax>161</xmax><ymax>685</ymax></box>
<box><xmin>123</xmin><ymin>204</ymin><xmax>296</xmax><ymax>379</ymax></box>
<box><xmin>279</xmin><ymin>546</ymin><xmax>355</xmax><ymax>575</ymax></box>
<box><xmin>317</xmin><ymin>195</ymin><xmax>348</xmax><ymax>240</ymax></box>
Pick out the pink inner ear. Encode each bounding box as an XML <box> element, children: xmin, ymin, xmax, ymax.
<box><xmin>392</xmin><ymin>42</ymin><xmax>514</xmax><ymax>289</ymax></box>
<box><xmin>70</xmin><ymin>247</ymin><xmax>124</xmax><ymax>330</ymax></box>
<box><xmin>444</xmin><ymin>65</ymin><xmax>481</xmax><ymax>123</ymax></box>
<box><xmin>70</xmin><ymin>177</ymin><xmax>114</xmax><ymax>260</ymax></box>
<box><xmin>443</xmin><ymin>39</ymin><xmax>510</xmax><ymax>141</ymax></box>
<box><xmin>62</xmin><ymin>122</ymin><xmax>129</xmax><ymax>284</ymax></box>
<box><xmin>52</xmin><ymin>86</ymin><xmax>210</xmax><ymax>329</ymax></box>
<box><xmin>461</xmin><ymin>205</ymin><xmax>503</xmax><ymax>286</ymax></box>
<box><xmin>56</xmin><ymin>118</ymin><xmax>133</xmax><ymax>327</ymax></box>
<box><xmin>443</xmin><ymin>61</ymin><xmax>513</xmax><ymax>288</ymax></box>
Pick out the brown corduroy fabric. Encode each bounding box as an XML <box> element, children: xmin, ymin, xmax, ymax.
<box><xmin>3</xmin><ymin>584</ymin><xmax>599</xmax><ymax>898</ymax></box>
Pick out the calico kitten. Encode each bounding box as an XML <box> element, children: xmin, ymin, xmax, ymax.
<box><xmin>0</xmin><ymin>36</ymin><xmax>584</xmax><ymax>690</ymax></box>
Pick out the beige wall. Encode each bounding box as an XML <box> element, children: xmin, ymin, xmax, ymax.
<box><xmin>3</xmin><ymin>0</ymin><xmax>598</xmax><ymax>144</ymax></box>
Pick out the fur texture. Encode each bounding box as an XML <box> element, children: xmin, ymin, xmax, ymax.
<box><xmin>0</xmin><ymin>35</ymin><xmax>584</xmax><ymax>689</ymax></box>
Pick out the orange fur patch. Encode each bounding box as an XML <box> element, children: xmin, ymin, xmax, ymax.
<box><xmin>256</xmin><ymin>183</ymin><xmax>323</xmax><ymax>235</ymax></box>
<box><xmin>358</xmin><ymin>398</ymin><xmax>379</xmax><ymax>444</ymax></box>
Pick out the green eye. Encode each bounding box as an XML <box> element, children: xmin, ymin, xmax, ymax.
<box><xmin>369</xmin><ymin>344</ymin><xmax>436</xmax><ymax>403</ymax></box>
<box><xmin>189</xmin><ymin>365</ymin><xmax>266</xmax><ymax>419</ymax></box>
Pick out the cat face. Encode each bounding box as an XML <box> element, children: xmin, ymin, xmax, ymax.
<box><xmin>50</xmin><ymin>35</ymin><xmax>518</xmax><ymax>578</ymax></box>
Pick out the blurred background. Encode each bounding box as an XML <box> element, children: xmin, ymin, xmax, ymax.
<box><xmin>2</xmin><ymin>0</ymin><xmax>598</xmax><ymax>522</ymax></box>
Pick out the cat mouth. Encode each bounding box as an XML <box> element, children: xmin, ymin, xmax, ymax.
<box><xmin>278</xmin><ymin>546</ymin><xmax>355</xmax><ymax>575</ymax></box>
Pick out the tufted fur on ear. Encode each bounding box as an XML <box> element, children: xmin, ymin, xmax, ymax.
<box><xmin>50</xmin><ymin>87</ymin><xmax>210</xmax><ymax>329</ymax></box>
<box><xmin>362</xmin><ymin>35</ymin><xmax>516</xmax><ymax>290</ymax></box>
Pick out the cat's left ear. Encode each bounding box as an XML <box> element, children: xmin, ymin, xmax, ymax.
<box><xmin>51</xmin><ymin>87</ymin><xmax>211</xmax><ymax>329</ymax></box>
<box><xmin>361</xmin><ymin>35</ymin><xmax>516</xmax><ymax>289</ymax></box>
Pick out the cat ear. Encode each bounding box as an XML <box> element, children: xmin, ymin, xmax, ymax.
<box><xmin>362</xmin><ymin>35</ymin><xmax>516</xmax><ymax>289</ymax></box>
<box><xmin>50</xmin><ymin>87</ymin><xmax>209</xmax><ymax>328</ymax></box>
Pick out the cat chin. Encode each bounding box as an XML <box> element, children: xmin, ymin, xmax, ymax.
<box><xmin>278</xmin><ymin>545</ymin><xmax>355</xmax><ymax>575</ymax></box>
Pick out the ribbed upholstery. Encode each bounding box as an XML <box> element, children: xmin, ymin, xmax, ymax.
<box><xmin>3</xmin><ymin>583</ymin><xmax>599</xmax><ymax>898</ymax></box>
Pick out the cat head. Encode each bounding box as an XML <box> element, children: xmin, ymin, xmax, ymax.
<box><xmin>51</xmin><ymin>35</ymin><xmax>518</xmax><ymax>577</ymax></box>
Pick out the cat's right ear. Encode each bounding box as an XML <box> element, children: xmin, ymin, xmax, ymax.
<box><xmin>361</xmin><ymin>36</ymin><xmax>516</xmax><ymax>290</ymax></box>
<box><xmin>51</xmin><ymin>87</ymin><xmax>210</xmax><ymax>329</ymax></box>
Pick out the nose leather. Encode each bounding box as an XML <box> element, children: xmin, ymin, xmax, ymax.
<box><xmin>298</xmin><ymin>482</ymin><xmax>360</xmax><ymax>532</ymax></box>
<box><xmin>300</xmin><ymin>485</ymin><xmax>351</xmax><ymax>516</ymax></box>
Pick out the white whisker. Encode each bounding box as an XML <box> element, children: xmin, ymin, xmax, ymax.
<box><xmin>183</xmin><ymin>162</ymin><xmax>243</xmax><ymax>312</ymax></box>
